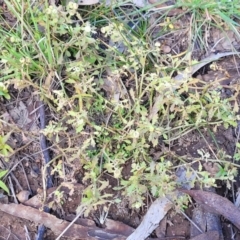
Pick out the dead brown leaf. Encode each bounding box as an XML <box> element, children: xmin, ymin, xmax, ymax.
<box><xmin>190</xmin><ymin>231</ymin><xmax>220</xmax><ymax>240</ymax></box>
<box><xmin>181</xmin><ymin>189</ymin><xmax>240</xmax><ymax>230</ymax></box>
<box><xmin>191</xmin><ymin>203</ymin><xmax>222</xmax><ymax>239</ymax></box>
<box><xmin>7</xmin><ymin>100</ymin><xmax>40</xmax><ymax>131</ymax></box>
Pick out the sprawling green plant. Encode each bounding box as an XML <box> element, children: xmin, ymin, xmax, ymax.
<box><xmin>1</xmin><ymin>0</ymin><xmax>240</xmax><ymax>214</ymax></box>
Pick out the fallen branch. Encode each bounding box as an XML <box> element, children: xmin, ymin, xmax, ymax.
<box><xmin>127</xmin><ymin>194</ymin><xmax>173</xmax><ymax>240</ymax></box>
<box><xmin>0</xmin><ymin>203</ymin><xmax>128</xmax><ymax>239</ymax></box>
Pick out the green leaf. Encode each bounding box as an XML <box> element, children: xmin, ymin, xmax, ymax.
<box><xmin>2</xmin><ymin>132</ymin><xmax>12</xmax><ymax>144</ymax></box>
<box><xmin>234</xmin><ymin>153</ymin><xmax>240</xmax><ymax>161</ymax></box>
<box><xmin>236</xmin><ymin>142</ymin><xmax>240</xmax><ymax>149</ymax></box>
<box><xmin>114</xmin><ymin>198</ymin><xmax>121</xmax><ymax>203</ymax></box>
<box><xmin>0</xmin><ymin>180</ymin><xmax>9</xmax><ymax>194</ymax></box>
<box><xmin>0</xmin><ymin>170</ymin><xmax>8</xmax><ymax>179</ymax></box>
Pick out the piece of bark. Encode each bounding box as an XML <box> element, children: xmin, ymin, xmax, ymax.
<box><xmin>127</xmin><ymin>195</ymin><xmax>173</xmax><ymax>240</ymax></box>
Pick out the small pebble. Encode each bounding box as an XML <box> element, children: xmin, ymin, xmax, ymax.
<box><xmin>16</xmin><ymin>190</ymin><xmax>31</xmax><ymax>203</ymax></box>
<box><xmin>161</xmin><ymin>45</ymin><xmax>171</xmax><ymax>53</ymax></box>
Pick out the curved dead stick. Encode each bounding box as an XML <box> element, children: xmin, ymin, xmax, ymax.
<box><xmin>181</xmin><ymin>189</ymin><xmax>240</xmax><ymax>230</ymax></box>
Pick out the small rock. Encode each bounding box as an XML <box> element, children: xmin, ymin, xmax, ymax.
<box><xmin>16</xmin><ymin>190</ymin><xmax>31</xmax><ymax>203</ymax></box>
<box><xmin>161</xmin><ymin>45</ymin><xmax>171</xmax><ymax>53</ymax></box>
